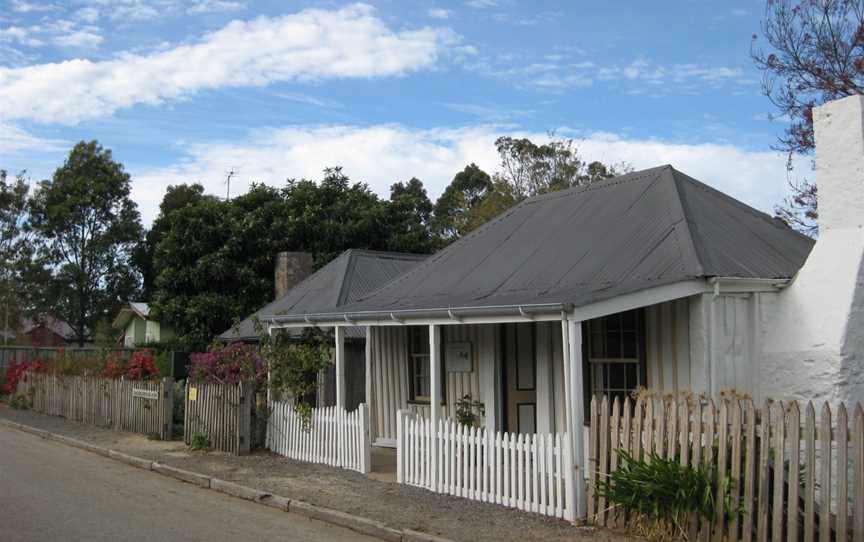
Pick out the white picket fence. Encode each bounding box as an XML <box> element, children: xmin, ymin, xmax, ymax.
<box><xmin>397</xmin><ymin>410</ymin><xmax>575</xmax><ymax>521</ymax></box>
<box><xmin>266</xmin><ymin>401</ymin><xmax>371</xmax><ymax>473</ymax></box>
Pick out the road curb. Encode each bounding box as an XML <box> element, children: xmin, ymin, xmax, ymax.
<box><xmin>403</xmin><ymin>530</ymin><xmax>457</xmax><ymax>542</ymax></box>
<box><xmin>109</xmin><ymin>450</ymin><xmax>153</xmax><ymax>470</ymax></box>
<box><xmin>0</xmin><ymin>417</ymin><xmax>459</xmax><ymax>542</ymax></box>
<box><xmin>210</xmin><ymin>478</ymin><xmax>269</xmax><ymax>501</ymax></box>
<box><xmin>290</xmin><ymin>500</ymin><xmax>403</xmax><ymax>542</ymax></box>
<box><xmin>152</xmin><ymin>462</ymin><xmax>211</xmax><ymax>488</ymax></box>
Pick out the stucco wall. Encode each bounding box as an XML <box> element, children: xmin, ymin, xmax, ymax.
<box><xmin>759</xmin><ymin>95</ymin><xmax>864</xmax><ymax>406</ymax></box>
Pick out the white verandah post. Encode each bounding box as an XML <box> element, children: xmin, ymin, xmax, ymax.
<box><xmin>429</xmin><ymin>324</ymin><xmax>441</xmax><ymax>492</ymax></box>
<box><xmin>335</xmin><ymin>325</ymin><xmax>346</xmax><ymax>409</ymax></box>
<box><xmin>562</xmin><ymin>317</ymin><xmax>587</xmax><ymax>522</ymax></box>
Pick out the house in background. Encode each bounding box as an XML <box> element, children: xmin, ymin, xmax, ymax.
<box><xmin>221</xmin><ymin>249</ymin><xmax>426</xmax><ymax>410</ymax></box>
<box><xmin>16</xmin><ymin>315</ymin><xmax>77</xmax><ymax>347</ymax></box>
<box><xmin>260</xmin><ymin>96</ymin><xmax>864</xmax><ymax>521</ymax></box>
<box><xmin>112</xmin><ymin>303</ymin><xmax>174</xmax><ymax>347</ymax></box>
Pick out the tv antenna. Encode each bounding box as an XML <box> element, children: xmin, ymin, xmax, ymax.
<box><xmin>225</xmin><ymin>168</ymin><xmax>237</xmax><ymax>200</ymax></box>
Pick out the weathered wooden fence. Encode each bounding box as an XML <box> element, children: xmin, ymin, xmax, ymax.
<box><xmin>266</xmin><ymin>401</ymin><xmax>371</xmax><ymax>473</ymax></box>
<box><xmin>397</xmin><ymin>410</ymin><xmax>575</xmax><ymax>520</ymax></box>
<box><xmin>184</xmin><ymin>381</ymin><xmax>253</xmax><ymax>455</ymax></box>
<box><xmin>15</xmin><ymin>372</ymin><xmax>173</xmax><ymax>439</ymax></box>
<box><xmin>587</xmin><ymin>394</ymin><xmax>864</xmax><ymax>542</ymax></box>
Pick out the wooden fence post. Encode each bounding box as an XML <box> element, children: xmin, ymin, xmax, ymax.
<box><xmin>360</xmin><ymin>403</ymin><xmax>372</xmax><ymax>474</ymax></box>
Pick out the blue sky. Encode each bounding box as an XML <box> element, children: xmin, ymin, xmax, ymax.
<box><xmin>1</xmin><ymin>0</ymin><xmax>804</xmax><ymax>225</ymax></box>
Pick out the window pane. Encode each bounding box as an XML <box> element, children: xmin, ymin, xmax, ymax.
<box><xmin>411</xmin><ymin>327</ymin><xmax>429</xmax><ymax>355</ymax></box>
<box><xmin>622</xmin><ymin>310</ymin><xmax>637</xmax><ymax>331</ymax></box>
<box><xmin>607</xmin><ymin>314</ymin><xmax>621</xmax><ymax>332</ymax></box>
<box><xmin>605</xmin><ymin>332</ymin><xmax>621</xmax><ymax>359</ymax></box>
<box><xmin>609</xmin><ymin>363</ymin><xmax>626</xmax><ymax>390</ymax></box>
<box><xmin>626</xmin><ymin>363</ymin><xmax>638</xmax><ymax>388</ymax></box>
<box><xmin>590</xmin><ymin>331</ymin><xmax>604</xmax><ymax>358</ymax></box>
<box><xmin>622</xmin><ymin>331</ymin><xmax>638</xmax><ymax>358</ymax></box>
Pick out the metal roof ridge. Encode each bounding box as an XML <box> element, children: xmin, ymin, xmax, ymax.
<box><xmin>663</xmin><ymin>166</ymin><xmax>708</xmax><ymax>277</ymax></box>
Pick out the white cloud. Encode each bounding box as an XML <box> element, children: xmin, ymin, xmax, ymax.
<box><xmin>465</xmin><ymin>0</ymin><xmax>498</xmax><ymax>8</ymax></box>
<box><xmin>10</xmin><ymin>0</ymin><xmax>56</xmax><ymax>13</ymax></box>
<box><xmin>428</xmin><ymin>8</ymin><xmax>451</xmax><ymax>19</ymax></box>
<box><xmin>86</xmin><ymin>0</ymin><xmax>167</xmax><ymax>21</ymax></box>
<box><xmin>476</xmin><ymin>54</ymin><xmax>750</xmax><ymax>93</ymax></box>
<box><xmin>52</xmin><ymin>28</ymin><xmax>103</xmax><ymax>48</ymax></box>
<box><xmin>130</xmin><ymin>123</ymin><xmax>803</xmax><ymax>226</ymax></box>
<box><xmin>0</xmin><ymin>121</ymin><xmax>66</xmax><ymax>154</ymax></box>
<box><xmin>0</xmin><ymin>4</ymin><xmax>458</xmax><ymax>124</ymax></box>
<box><xmin>0</xmin><ymin>26</ymin><xmax>44</xmax><ymax>47</ymax></box>
<box><xmin>0</xmin><ymin>19</ymin><xmax>103</xmax><ymax>50</ymax></box>
<box><xmin>187</xmin><ymin>0</ymin><xmax>245</xmax><ymax>14</ymax></box>
<box><xmin>76</xmin><ymin>7</ymin><xmax>100</xmax><ymax>23</ymax></box>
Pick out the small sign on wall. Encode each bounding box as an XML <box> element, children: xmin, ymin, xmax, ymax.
<box><xmin>188</xmin><ymin>387</ymin><xmax>198</xmax><ymax>401</ymax></box>
<box><xmin>445</xmin><ymin>341</ymin><xmax>472</xmax><ymax>372</ymax></box>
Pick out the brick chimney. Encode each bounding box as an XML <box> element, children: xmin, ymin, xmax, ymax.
<box><xmin>274</xmin><ymin>252</ymin><xmax>313</xmax><ymax>300</ymax></box>
<box><xmin>760</xmin><ymin>95</ymin><xmax>864</xmax><ymax>405</ymax></box>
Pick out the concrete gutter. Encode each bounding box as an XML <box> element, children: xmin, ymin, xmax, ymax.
<box><xmin>0</xmin><ymin>418</ymin><xmax>456</xmax><ymax>542</ymax></box>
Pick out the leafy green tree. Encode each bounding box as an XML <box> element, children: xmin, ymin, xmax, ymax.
<box><xmin>432</xmin><ymin>163</ymin><xmax>493</xmax><ymax>239</ymax></box>
<box><xmin>751</xmin><ymin>0</ymin><xmax>864</xmax><ymax>235</ymax></box>
<box><xmin>384</xmin><ymin>177</ymin><xmax>440</xmax><ymax>253</ymax></box>
<box><xmin>150</xmin><ymin>191</ymin><xmax>232</xmax><ymax>351</ymax></box>
<box><xmin>433</xmin><ymin>137</ymin><xmax>628</xmax><ymax>239</ymax></box>
<box><xmin>30</xmin><ymin>141</ymin><xmax>143</xmax><ymax>346</ymax></box>
<box><xmin>494</xmin><ymin>134</ymin><xmax>627</xmax><ymax>199</ymax></box>
<box><xmin>150</xmin><ymin>168</ymin><xmax>425</xmax><ymax>350</ymax></box>
<box><xmin>0</xmin><ymin>170</ymin><xmax>41</xmax><ymax>344</ymax></box>
<box><xmin>134</xmin><ymin>183</ymin><xmax>209</xmax><ymax>299</ymax></box>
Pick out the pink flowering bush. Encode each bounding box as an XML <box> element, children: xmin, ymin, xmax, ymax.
<box><xmin>188</xmin><ymin>342</ymin><xmax>265</xmax><ymax>385</ymax></box>
<box><xmin>125</xmin><ymin>351</ymin><xmax>160</xmax><ymax>380</ymax></box>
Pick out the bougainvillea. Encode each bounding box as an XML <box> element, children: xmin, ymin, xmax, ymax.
<box><xmin>101</xmin><ymin>356</ymin><xmax>126</xmax><ymax>379</ymax></box>
<box><xmin>3</xmin><ymin>360</ymin><xmax>46</xmax><ymax>394</ymax></box>
<box><xmin>125</xmin><ymin>351</ymin><xmax>159</xmax><ymax>381</ymax></box>
<box><xmin>188</xmin><ymin>342</ymin><xmax>266</xmax><ymax>385</ymax></box>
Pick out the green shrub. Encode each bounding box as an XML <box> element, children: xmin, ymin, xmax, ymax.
<box><xmin>9</xmin><ymin>394</ymin><xmax>29</xmax><ymax>410</ymax></box>
<box><xmin>598</xmin><ymin>451</ymin><xmax>735</xmax><ymax>540</ymax></box>
<box><xmin>189</xmin><ymin>432</ymin><xmax>209</xmax><ymax>451</ymax></box>
<box><xmin>154</xmin><ymin>351</ymin><xmax>171</xmax><ymax>379</ymax></box>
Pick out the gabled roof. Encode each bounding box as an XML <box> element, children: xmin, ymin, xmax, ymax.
<box><xmin>20</xmin><ymin>314</ymin><xmax>75</xmax><ymax>340</ymax></box>
<box><xmin>220</xmin><ymin>249</ymin><xmax>427</xmax><ymax>341</ymax></box>
<box><xmin>269</xmin><ymin>166</ymin><xmax>814</xmax><ymax>321</ymax></box>
<box><xmin>112</xmin><ymin>302</ymin><xmax>151</xmax><ymax>329</ymax></box>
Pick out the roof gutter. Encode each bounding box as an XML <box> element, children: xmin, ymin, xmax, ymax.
<box><xmin>265</xmin><ymin>302</ymin><xmax>574</xmax><ymax>325</ymax></box>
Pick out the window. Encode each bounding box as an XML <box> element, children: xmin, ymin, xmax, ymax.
<box><xmin>409</xmin><ymin>326</ymin><xmax>431</xmax><ymax>401</ymax></box>
<box><xmin>408</xmin><ymin>326</ymin><xmax>445</xmax><ymax>403</ymax></box>
<box><xmin>586</xmin><ymin>310</ymin><xmax>645</xmax><ymax>407</ymax></box>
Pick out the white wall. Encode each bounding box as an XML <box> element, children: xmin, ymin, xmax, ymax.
<box><xmin>760</xmin><ymin>95</ymin><xmax>864</xmax><ymax>406</ymax></box>
<box><xmin>645</xmin><ymin>298</ymin><xmax>692</xmax><ymax>392</ymax></box>
<box><xmin>368</xmin><ymin>324</ymin><xmax>497</xmax><ymax>444</ymax></box>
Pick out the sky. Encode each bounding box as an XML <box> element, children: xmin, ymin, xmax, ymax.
<box><xmin>0</xmin><ymin>0</ymin><xmax>808</xmax><ymax>226</ymax></box>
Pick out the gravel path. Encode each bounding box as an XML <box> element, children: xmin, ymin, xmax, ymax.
<box><xmin>0</xmin><ymin>405</ymin><xmax>636</xmax><ymax>542</ymax></box>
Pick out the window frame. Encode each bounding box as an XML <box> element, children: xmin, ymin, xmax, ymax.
<box><xmin>582</xmin><ymin>309</ymin><xmax>647</xmax><ymax>415</ymax></box>
<box><xmin>407</xmin><ymin>326</ymin><xmax>446</xmax><ymax>405</ymax></box>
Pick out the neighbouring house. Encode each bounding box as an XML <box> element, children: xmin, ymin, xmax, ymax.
<box><xmin>220</xmin><ymin>249</ymin><xmax>426</xmax><ymax>409</ymax></box>
<box><xmin>261</xmin><ymin>95</ymin><xmax>864</xmax><ymax>521</ymax></box>
<box><xmin>112</xmin><ymin>303</ymin><xmax>174</xmax><ymax>347</ymax></box>
<box><xmin>16</xmin><ymin>315</ymin><xmax>77</xmax><ymax>347</ymax></box>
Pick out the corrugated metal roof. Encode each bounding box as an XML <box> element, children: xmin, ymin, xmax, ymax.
<box><xmin>220</xmin><ymin>250</ymin><xmax>426</xmax><ymax>341</ymax></box>
<box><xmin>284</xmin><ymin>166</ymin><xmax>813</xmax><ymax>318</ymax></box>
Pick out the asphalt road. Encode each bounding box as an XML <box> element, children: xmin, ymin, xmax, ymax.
<box><xmin>0</xmin><ymin>425</ymin><xmax>376</xmax><ymax>542</ymax></box>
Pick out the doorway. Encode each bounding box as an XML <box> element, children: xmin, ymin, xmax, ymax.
<box><xmin>502</xmin><ymin>322</ymin><xmax>536</xmax><ymax>434</ymax></box>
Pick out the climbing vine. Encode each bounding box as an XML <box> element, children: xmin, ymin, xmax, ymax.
<box><xmin>259</xmin><ymin>322</ymin><xmax>333</xmax><ymax>428</ymax></box>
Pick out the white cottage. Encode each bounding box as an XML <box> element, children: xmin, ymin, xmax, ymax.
<box><xmin>263</xmin><ymin>95</ymin><xmax>864</xmax><ymax>521</ymax></box>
